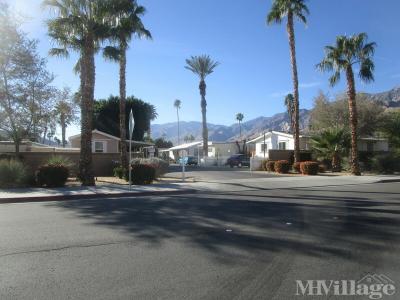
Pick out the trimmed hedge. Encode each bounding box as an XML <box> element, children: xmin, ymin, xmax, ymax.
<box><xmin>300</xmin><ymin>161</ymin><xmax>319</xmax><ymax>175</ymax></box>
<box><xmin>113</xmin><ymin>166</ymin><xmax>126</xmax><ymax>179</ymax></box>
<box><xmin>131</xmin><ymin>164</ymin><xmax>156</xmax><ymax>184</ymax></box>
<box><xmin>0</xmin><ymin>159</ymin><xmax>28</xmax><ymax>188</ymax></box>
<box><xmin>266</xmin><ymin>160</ymin><xmax>276</xmax><ymax>172</ymax></box>
<box><xmin>292</xmin><ymin>162</ymin><xmax>301</xmax><ymax>173</ymax></box>
<box><xmin>274</xmin><ymin>160</ymin><xmax>290</xmax><ymax>174</ymax></box>
<box><xmin>371</xmin><ymin>153</ymin><xmax>400</xmax><ymax>174</ymax></box>
<box><xmin>37</xmin><ymin>164</ymin><xmax>69</xmax><ymax>187</ymax></box>
<box><xmin>131</xmin><ymin>158</ymin><xmax>169</xmax><ymax>178</ymax></box>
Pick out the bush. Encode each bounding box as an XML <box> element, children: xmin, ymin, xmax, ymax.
<box><xmin>292</xmin><ymin>162</ymin><xmax>301</xmax><ymax>173</ymax></box>
<box><xmin>130</xmin><ymin>164</ymin><xmax>156</xmax><ymax>184</ymax></box>
<box><xmin>300</xmin><ymin>161</ymin><xmax>319</xmax><ymax>175</ymax></box>
<box><xmin>274</xmin><ymin>160</ymin><xmax>290</xmax><ymax>174</ymax></box>
<box><xmin>371</xmin><ymin>153</ymin><xmax>400</xmax><ymax>174</ymax></box>
<box><xmin>0</xmin><ymin>159</ymin><xmax>28</xmax><ymax>188</ymax></box>
<box><xmin>131</xmin><ymin>158</ymin><xmax>169</xmax><ymax>178</ymax></box>
<box><xmin>266</xmin><ymin>160</ymin><xmax>276</xmax><ymax>172</ymax></box>
<box><xmin>113</xmin><ymin>166</ymin><xmax>126</xmax><ymax>179</ymax></box>
<box><xmin>318</xmin><ymin>164</ymin><xmax>327</xmax><ymax>173</ymax></box>
<box><xmin>36</xmin><ymin>164</ymin><xmax>69</xmax><ymax>187</ymax></box>
<box><xmin>46</xmin><ymin>155</ymin><xmax>73</xmax><ymax>168</ymax></box>
<box><xmin>261</xmin><ymin>160</ymin><xmax>269</xmax><ymax>171</ymax></box>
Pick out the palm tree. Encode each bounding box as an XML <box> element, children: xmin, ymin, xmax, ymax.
<box><xmin>284</xmin><ymin>93</ymin><xmax>295</xmax><ymax>132</ymax></box>
<box><xmin>267</xmin><ymin>0</ymin><xmax>309</xmax><ymax>163</ymax></box>
<box><xmin>236</xmin><ymin>113</ymin><xmax>244</xmax><ymax>138</ymax></box>
<box><xmin>184</xmin><ymin>134</ymin><xmax>195</xmax><ymax>143</ymax></box>
<box><xmin>103</xmin><ymin>0</ymin><xmax>151</xmax><ymax>172</ymax></box>
<box><xmin>311</xmin><ymin>128</ymin><xmax>350</xmax><ymax>172</ymax></box>
<box><xmin>185</xmin><ymin>55</ymin><xmax>219</xmax><ymax>157</ymax></box>
<box><xmin>54</xmin><ymin>88</ymin><xmax>78</xmax><ymax>147</ymax></box>
<box><xmin>44</xmin><ymin>0</ymin><xmax>112</xmax><ymax>185</ymax></box>
<box><xmin>174</xmin><ymin>99</ymin><xmax>182</xmax><ymax>145</ymax></box>
<box><xmin>317</xmin><ymin>33</ymin><xmax>376</xmax><ymax>175</ymax></box>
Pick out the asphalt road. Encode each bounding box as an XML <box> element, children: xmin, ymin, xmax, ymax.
<box><xmin>1</xmin><ymin>181</ymin><xmax>400</xmax><ymax>299</ymax></box>
<box><xmin>165</xmin><ymin>165</ymin><xmax>285</xmax><ymax>181</ymax></box>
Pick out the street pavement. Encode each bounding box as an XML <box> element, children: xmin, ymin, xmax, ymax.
<box><xmin>1</xmin><ymin>171</ymin><xmax>400</xmax><ymax>299</ymax></box>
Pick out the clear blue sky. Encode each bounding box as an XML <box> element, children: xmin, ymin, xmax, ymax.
<box><xmin>7</xmin><ymin>0</ymin><xmax>400</xmax><ymax>138</ymax></box>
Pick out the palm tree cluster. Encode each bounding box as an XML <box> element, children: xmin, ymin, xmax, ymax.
<box><xmin>236</xmin><ymin>113</ymin><xmax>244</xmax><ymax>138</ymax></box>
<box><xmin>268</xmin><ymin>0</ymin><xmax>376</xmax><ymax>175</ymax></box>
<box><xmin>44</xmin><ymin>0</ymin><xmax>151</xmax><ymax>185</ymax></box>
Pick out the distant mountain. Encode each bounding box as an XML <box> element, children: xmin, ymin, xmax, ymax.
<box><xmin>365</xmin><ymin>86</ymin><xmax>400</xmax><ymax>108</ymax></box>
<box><xmin>151</xmin><ymin>109</ymin><xmax>311</xmax><ymax>145</ymax></box>
<box><xmin>151</xmin><ymin>86</ymin><xmax>400</xmax><ymax>145</ymax></box>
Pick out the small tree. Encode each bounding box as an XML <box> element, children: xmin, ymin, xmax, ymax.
<box><xmin>174</xmin><ymin>99</ymin><xmax>182</xmax><ymax>144</ymax></box>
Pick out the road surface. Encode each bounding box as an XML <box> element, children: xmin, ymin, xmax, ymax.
<box><xmin>1</xmin><ymin>180</ymin><xmax>399</xmax><ymax>299</ymax></box>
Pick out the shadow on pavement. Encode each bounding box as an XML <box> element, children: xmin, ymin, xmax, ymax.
<box><xmin>48</xmin><ymin>187</ymin><xmax>400</xmax><ymax>265</ymax></box>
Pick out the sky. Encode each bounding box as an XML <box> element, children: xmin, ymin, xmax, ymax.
<box><xmin>6</xmin><ymin>0</ymin><xmax>400</xmax><ymax>139</ymax></box>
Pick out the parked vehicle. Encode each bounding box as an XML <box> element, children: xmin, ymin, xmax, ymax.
<box><xmin>226</xmin><ymin>154</ymin><xmax>250</xmax><ymax>168</ymax></box>
<box><xmin>178</xmin><ymin>156</ymin><xmax>198</xmax><ymax>166</ymax></box>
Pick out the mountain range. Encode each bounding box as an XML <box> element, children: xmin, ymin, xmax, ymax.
<box><xmin>151</xmin><ymin>86</ymin><xmax>400</xmax><ymax>145</ymax></box>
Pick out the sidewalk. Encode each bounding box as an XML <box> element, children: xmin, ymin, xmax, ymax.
<box><xmin>0</xmin><ymin>183</ymin><xmax>196</xmax><ymax>204</ymax></box>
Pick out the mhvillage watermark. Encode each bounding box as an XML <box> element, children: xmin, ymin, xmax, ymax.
<box><xmin>296</xmin><ymin>274</ymin><xmax>395</xmax><ymax>299</ymax></box>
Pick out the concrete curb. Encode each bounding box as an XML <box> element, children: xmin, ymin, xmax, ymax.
<box><xmin>0</xmin><ymin>189</ymin><xmax>197</xmax><ymax>204</ymax></box>
<box><xmin>375</xmin><ymin>178</ymin><xmax>400</xmax><ymax>183</ymax></box>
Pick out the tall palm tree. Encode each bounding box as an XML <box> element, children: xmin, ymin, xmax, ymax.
<box><xmin>174</xmin><ymin>99</ymin><xmax>182</xmax><ymax>144</ymax></box>
<box><xmin>317</xmin><ymin>33</ymin><xmax>376</xmax><ymax>175</ymax></box>
<box><xmin>236</xmin><ymin>113</ymin><xmax>244</xmax><ymax>138</ymax></box>
<box><xmin>103</xmin><ymin>0</ymin><xmax>151</xmax><ymax>172</ymax></box>
<box><xmin>44</xmin><ymin>0</ymin><xmax>112</xmax><ymax>185</ymax></box>
<box><xmin>267</xmin><ymin>0</ymin><xmax>309</xmax><ymax>163</ymax></box>
<box><xmin>185</xmin><ymin>55</ymin><xmax>219</xmax><ymax>157</ymax></box>
<box><xmin>284</xmin><ymin>93</ymin><xmax>295</xmax><ymax>132</ymax></box>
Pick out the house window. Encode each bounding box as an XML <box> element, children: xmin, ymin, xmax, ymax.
<box><xmin>94</xmin><ymin>141</ymin><xmax>104</xmax><ymax>153</ymax></box>
<box><xmin>261</xmin><ymin>143</ymin><xmax>268</xmax><ymax>152</ymax></box>
<box><xmin>278</xmin><ymin>142</ymin><xmax>286</xmax><ymax>150</ymax></box>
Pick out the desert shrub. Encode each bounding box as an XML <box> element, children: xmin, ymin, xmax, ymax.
<box><xmin>262</xmin><ymin>160</ymin><xmax>269</xmax><ymax>171</ymax></box>
<box><xmin>46</xmin><ymin>155</ymin><xmax>73</xmax><ymax>168</ymax></box>
<box><xmin>318</xmin><ymin>164</ymin><xmax>327</xmax><ymax>173</ymax></box>
<box><xmin>274</xmin><ymin>160</ymin><xmax>290</xmax><ymax>174</ymax></box>
<box><xmin>131</xmin><ymin>158</ymin><xmax>168</xmax><ymax>178</ymax></box>
<box><xmin>300</xmin><ymin>161</ymin><xmax>319</xmax><ymax>175</ymax></box>
<box><xmin>113</xmin><ymin>166</ymin><xmax>126</xmax><ymax>179</ymax></box>
<box><xmin>36</xmin><ymin>164</ymin><xmax>69</xmax><ymax>187</ymax></box>
<box><xmin>0</xmin><ymin>159</ymin><xmax>28</xmax><ymax>188</ymax></box>
<box><xmin>131</xmin><ymin>164</ymin><xmax>156</xmax><ymax>184</ymax></box>
<box><xmin>371</xmin><ymin>153</ymin><xmax>400</xmax><ymax>174</ymax></box>
<box><xmin>292</xmin><ymin>162</ymin><xmax>301</xmax><ymax>173</ymax></box>
<box><xmin>266</xmin><ymin>160</ymin><xmax>276</xmax><ymax>172</ymax></box>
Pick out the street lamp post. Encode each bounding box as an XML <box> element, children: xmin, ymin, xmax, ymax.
<box><xmin>129</xmin><ymin>109</ymin><xmax>135</xmax><ymax>190</ymax></box>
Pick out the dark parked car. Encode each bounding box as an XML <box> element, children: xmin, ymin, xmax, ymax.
<box><xmin>226</xmin><ymin>154</ymin><xmax>250</xmax><ymax>168</ymax></box>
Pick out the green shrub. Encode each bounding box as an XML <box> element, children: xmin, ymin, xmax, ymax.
<box><xmin>318</xmin><ymin>164</ymin><xmax>327</xmax><ymax>173</ymax></box>
<box><xmin>274</xmin><ymin>160</ymin><xmax>290</xmax><ymax>174</ymax></box>
<box><xmin>113</xmin><ymin>166</ymin><xmax>126</xmax><ymax>179</ymax></box>
<box><xmin>266</xmin><ymin>160</ymin><xmax>276</xmax><ymax>172</ymax></box>
<box><xmin>46</xmin><ymin>155</ymin><xmax>73</xmax><ymax>168</ymax></box>
<box><xmin>0</xmin><ymin>159</ymin><xmax>28</xmax><ymax>188</ymax></box>
<box><xmin>36</xmin><ymin>164</ymin><xmax>69</xmax><ymax>187</ymax></box>
<box><xmin>292</xmin><ymin>162</ymin><xmax>301</xmax><ymax>173</ymax></box>
<box><xmin>131</xmin><ymin>164</ymin><xmax>156</xmax><ymax>184</ymax></box>
<box><xmin>300</xmin><ymin>161</ymin><xmax>319</xmax><ymax>175</ymax></box>
<box><xmin>371</xmin><ymin>153</ymin><xmax>400</xmax><ymax>174</ymax></box>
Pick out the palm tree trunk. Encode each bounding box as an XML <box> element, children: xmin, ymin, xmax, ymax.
<box><xmin>61</xmin><ymin>115</ymin><xmax>66</xmax><ymax>148</ymax></box>
<box><xmin>346</xmin><ymin>67</ymin><xmax>361</xmax><ymax>175</ymax></box>
<box><xmin>79</xmin><ymin>36</ymin><xmax>95</xmax><ymax>186</ymax></box>
<box><xmin>239</xmin><ymin>121</ymin><xmax>242</xmax><ymax>138</ymax></box>
<box><xmin>119</xmin><ymin>44</ymin><xmax>128</xmax><ymax>172</ymax></box>
<box><xmin>287</xmin><ymin>12</ymin><xmax>300</xmax><ymax>163</ymax></box>
<box><xmin>199</xmin><ymin>80</ymin><xmax>208</xmax><ymax>158</ymax></box>
<box><xmin>176</xmin><ymin>108</ymin><xmax>180</xmax><ymax>145</ymax></box>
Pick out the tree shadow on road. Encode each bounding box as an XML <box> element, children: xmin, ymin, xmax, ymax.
<box><xmin>48</xmin><ymin>191</ymin><xmax>400</xmax><ymax>265</ymax></box>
